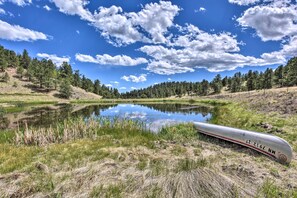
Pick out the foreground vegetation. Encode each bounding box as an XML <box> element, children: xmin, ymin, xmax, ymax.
<box><xmin>0</xmin><ymin>99</ymin><xmax>297</xmax><ymax>197</ymax></box>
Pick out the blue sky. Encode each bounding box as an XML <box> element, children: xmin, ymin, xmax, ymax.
<box><xmin>0</xmin><ymin>0</ymin><xmax>296</xmax><ymax>92</ymax></box>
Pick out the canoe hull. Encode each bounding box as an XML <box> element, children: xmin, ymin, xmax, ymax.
<box><xmin>193</xmin><ymin>122</ymin><xmax>293</xmax><ymax>163</ymax></box>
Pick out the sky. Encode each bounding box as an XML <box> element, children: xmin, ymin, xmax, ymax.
<box><xmin>0</xmin><ymin>0</ymin><xmax>296</xmax><ymax>92</ymax></box>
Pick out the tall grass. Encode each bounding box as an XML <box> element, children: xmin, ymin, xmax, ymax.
<box><xmin>14</xmin><ymin>117</ymin><xmax>148</xmax><ymax>146</ymax></box>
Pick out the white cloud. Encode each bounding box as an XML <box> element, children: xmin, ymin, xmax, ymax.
<box><xmin>0</xmin><ymin>20</ymin><xmax>48</xmax><ymax>41</ymax></box>
<box><xmin>228</xmin><ymin>0</ymin><xmax>261</xmax><ymax>6</ymax></box>
<box><xmin>76</xmin><ymin>30</ymin><xmax>80</xmax><ymax>34</ymax></box>
<box><xmin>168</xmin><ymin>78</ymin><xmax>172</xmax><ymax>81</ymax></box>
<box><xmin>37</xmin><ymin>53</ymin><xmax>70</xmax><ymax>66</ymax></box>
<box><xmin>129</xmin><ymin>1</ymin><xmax>180</xmax><ymax>43</ymax></box>
<box><xmin>261</xmin><ymin>35</ymin><xmax>297</xmax><ymax>60</ymax></box>
<box><xmin>121</xmin><ymin>74</ymin><xmax>147</xmax><ymax>83</ymax></box>
<box><xmin>195</xmin><ymin>7</ymin><xmax>206</xmax><ymax>12</ymax></box>
<box><xmin>51</xmin><ymin>0</ymin><xmax>93</xmax><ymax>21</ymax></box>
<box><xmin>131</xmin><ymin>87</ymin><xmax>137</xmax><ymax>90</ymax></box>
<box><xmin>119</xmin><ymin>87</ymin><xmax>127</xmax><ymax>90</ymax></box>
<box><xmin>0</xmin><ymin>8</ymin><xmax>5</xmax><ymax>14</ymax></box>
<box><xmin>139</xmin><ymin>23</ymin><xmax>286</xmax><ymax>75</ymax></box>
<box><xmin>106</xmin><ymin>84</ymin><xmax>113</xmax><ymax>87</ymax></box>
<box><xmin>43</xmin><ymin>5</ymin><xmax>51</xmax><ymax>11</ymax></box>
<box><xmin>52</xmin><ymin>1</ymin><xmax>180</xmax><ymax>45</ymax></box>
<box><xmin>237</xmin><ymin>5</ymin><xmax>297</xmax><ymax>41</ymax></box>
<box><xmin>110</xmin><ymin>81</ymin><xmax>119</xmax><ymax>85</ymax></box>
<box><xmin>75</xmin><ymin>53</ymin><xmax>148</xmax><ymax>66</ymax></box>
<box><xmin>92</xmin><ymin>6</ymin><xmax>147</xmax><ymax>46</ymax></box>
<box><xmin>0</xmin><ymin>0</ymin><xmax>31</xmax><ymax>6</ymax></box>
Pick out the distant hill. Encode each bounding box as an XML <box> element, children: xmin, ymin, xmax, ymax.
<box><xmin>0</xmin><ymin>68</ymin><xmax>101</xmax><ymax>101</ymax></box>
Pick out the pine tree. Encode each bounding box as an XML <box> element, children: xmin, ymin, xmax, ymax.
<box><xmin>287</xmin><ymin>57</ymin><xmax>297</xmax><ymax>86</ymax></box>
<box><xmin>59</xmin><ymin>79</ymin><xmax>72</xmax><ymax>99</ymax></box>
<box><xmin>211</xmin><ymin>74</ymin><xmax>222</xmax><ymax>94</ymax></box>
<box><xmin>93</xmin><ymin>80</ymin><xmax>101</xmax><ymax>95</ymax></box>
<box><xmin>246</xmin><ymin>70</ymin><xmax>255</xmax><ymax>91</ymax></box>
<box><xmin>20</xmin><ymin>49</ymin><xmax>31</xmax><ymax>69</ymax></box>
<box><xmin>0</xmin><ymin>56</ymin><xmax>8</xmax><ymax>72</ymax></box>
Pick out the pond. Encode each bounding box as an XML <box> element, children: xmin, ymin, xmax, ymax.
<box><xmin>0</xmin><ymin>103</ymin><xmax>214</xmax><ymax>132</ymax></box>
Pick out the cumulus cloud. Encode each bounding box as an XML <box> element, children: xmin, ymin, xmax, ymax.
<box><xmin>139</xmin><ymin>23</ymin><xmax>286</xmax><ymax>75</ymax></box>
<box><xmin>43</xmin><ymin>5</ymin><xmax>51</xmax><ymax>11</ymax></box>
<box><xmin>37</xmin><ymin>53</ymin><xmax>70</xmax><ymax>66</ymax></box>
<box><xmin>121</xmin><ymin>74</ymin><xmax>147</xmax><ymax>83</ymax></box>
<box><xmin>51</xmin><ymin>0</ymin><xmax>93</xmax><ymax>21</ymax></box>
<box><xmin>129</xmin><ymin>1</ymin><xmax>180</xmax><ymax>43</ymax></box>
<box><xmin>92</xmin><ymin>6</ymin><xmax>146</xmax><ymax>46</ymax></box>
<box><xmin>0</xmin><ymin>20</ymin><xmax>48</xmax><ymax>41</ymax></box>
<box><xmin>131</xmin><ymin>87</ymin><xmax>137</xmax><ymax>90</ymax></box>
<box><xmin>228</xmin><ymin>0</ymin><xmax>261</xmax><ymax>6</ymax></box>
<box><xmin>0</xmin><ymin>0</ymin><xmax>31</xmax><ymax>6</ymax></box>
<box><xmin>237</xmin><ymin>5</ymin><xmax>297</xmax><ymax>41</ymax></box>
<box><xmin>75</xmin><ymin>53</ymin><xmax>148</xmax><ymax>66</ymax></box>
<box><xmin>261</xmin><ymin>35</ymin><xmax>297</xmax><ymax>60</ymax></box>
<box><xmin>52</xmin><ymin>1</ymin><xmax>180</xmax><ymax>45</ymax></box>
<box><xmin>106</xmin><ymin>84</ymin><xmax>113</xmax><ymax>87</ymax></box>
<box><xmin>119</xmin><ymin>87</ymin><xmax>127</xmax><ymax>90</ymax></box>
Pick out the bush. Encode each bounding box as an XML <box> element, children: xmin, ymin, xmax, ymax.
<box><xmin>3</xmin><ymin>72</ymin><xmax>9</xmax><ymax>82</ymax></box>
<box><xmin>13</xmin><ymin>81</ymin><xmax>18</xmax><ymax>87</ymax></box>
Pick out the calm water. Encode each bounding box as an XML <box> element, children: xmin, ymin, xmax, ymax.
<box><xmin>1</xmin><ymin>103</ymin><xmax>213</xmax><ymax>132</ymax></box>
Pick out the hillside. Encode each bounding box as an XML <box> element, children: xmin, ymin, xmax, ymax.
<box><xmin>0</xmin><ymin>68</ymin><xmax>102</xmax><ymax>102</ymax></box>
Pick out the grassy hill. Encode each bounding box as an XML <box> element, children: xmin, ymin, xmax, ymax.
<box><xmin>0</xmin><ymin>68</ymin><xmax>101</xmax><ymax>102</ymax></box>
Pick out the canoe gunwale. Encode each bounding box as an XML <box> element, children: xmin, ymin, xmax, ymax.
<box><xmin>197</xmin><ymin>129</ymin><xmax>277</xmax><ymax>159</ymax></box>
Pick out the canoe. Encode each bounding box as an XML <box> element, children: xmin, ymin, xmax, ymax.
<box><xmin>193</xmin><ymin>122</ymin><xmax>293</xmax><ymax>164</ymax></box>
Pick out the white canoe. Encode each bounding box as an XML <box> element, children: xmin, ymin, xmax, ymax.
<box><xmin>193</xmin><ymin>122</ymin><xmax>293</xmax><ymax>164</ymax></box>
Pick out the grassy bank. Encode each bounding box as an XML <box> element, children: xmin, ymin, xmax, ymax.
<box><xmin>1</xmin><ymin>107</ymin><xmax>297</xmax><ymax>197</ymax></box>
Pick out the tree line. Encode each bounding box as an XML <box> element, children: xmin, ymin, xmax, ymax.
<box><xmin>0</xmin><ymin>45</ymin><xmax>119</xmax><ymax>99</ymax></box>
<box><xmin>122</xmin><ymin>57</ymin><xmax>297</xmax><ymax>98</ymax></box>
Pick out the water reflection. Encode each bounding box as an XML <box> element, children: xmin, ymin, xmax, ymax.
<box><xmin>0</xmin><ymin>103</ymin><xmax>213</xmax><ymax>130</ymax></box>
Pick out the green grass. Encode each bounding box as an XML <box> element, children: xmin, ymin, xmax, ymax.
<box><xmin>257</xmin><ymin>179</ymin><xmax>297</xmax><ymax>198</ymax></box>
<box><xmin>210</xmin><ymin>103</ymin><xmax>297</xmax><ymax>150</ymax></box>
<box><xmin>90</xmin><ymin>183</ymin><xmax>125</xmax><ymax>198</ymax></box>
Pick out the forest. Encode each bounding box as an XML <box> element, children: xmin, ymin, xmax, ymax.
<box><xmin>0</xmin><ymin>45</ymin><xmax>119</xmax><ymax>99</ymax></box>
<box><xmin>122</xmin><ymin>57</ymin><xmax>297</xmax><ymax>98</ymax></box>
<box><xmin>1</xmin><ymin>45</ymin><xmax>297</xmax><ymax>99</ymax></box>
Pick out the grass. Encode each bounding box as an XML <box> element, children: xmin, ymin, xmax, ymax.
<box><xmin>90</xmin><ymin>183</ymin><xmax>125</xmax><ymax>198</ymax></box>
<box><xmin>174</xmin><ymin>158</ymin><xmax>208</xmax><ymax>172</ymax></box>
<box><xmin>1</xmin><ymin>99</ymin><xmax>297</xmax><ymax>197</ymax></box>
<box><xmin>210</xmin><ymin>103</ymin><xmax>297</xmax><ymax>150</ymax></box>
<box><xmin>257</xmin><ymin>179</ymin><xmax>297</xmax><ymax>198</ymax></box>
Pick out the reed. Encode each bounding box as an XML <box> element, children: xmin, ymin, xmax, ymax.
<box><xmin>14</xmin><ymin>117</ymin><xmax>147</xmax><ymax>146</ymax></box>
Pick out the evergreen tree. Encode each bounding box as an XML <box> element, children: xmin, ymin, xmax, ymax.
<box><xmin>287</xmin><ymin>57</ymin><xmax>297</xmax><ymax>86</ymax></box>
<box><xmin>246</xmin><ymin>70</ymin><xmax>254</xmax><ymax>91</ymax></box>
<box><xmin>273</xmin><ymin>65</ymin><xmax>283</xmax><ymax>87</ymax></box>
<box><xmin>211</xmin><ymin>74</ymin><xmax>222</xmax><ymax>94</ymax></box>
<box><xmin>59</xmin><ymin>62</ymin><xmax>73</xmax><ymax>82</ymax></box>
<box><xmin>263</xmin><ymin>68</ymin><xmax>273</xmax><ymax>90</ymax></box>
<box><xmin>0</xmin><ymin>56</ymin><xmax>8</xmax><ymax>72</ymax></box>
<box><xmin>59</xmin><ymin>79</ymin><xmax>72</xmax><ymax>99</ymax></box>
<box><xmin>93</xmin><ymin>79</ymin><xmax>101</xmax><ymax>95</ymax></box>
<box><xmin>20</xmin><ymin>49</ymin><xmax>31</xmax><ymax>69</ymax></box>
<box><xmin>73</xmin><ymin>70</ymin><xmax>81</xmax><ymax>87</ymax></box>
